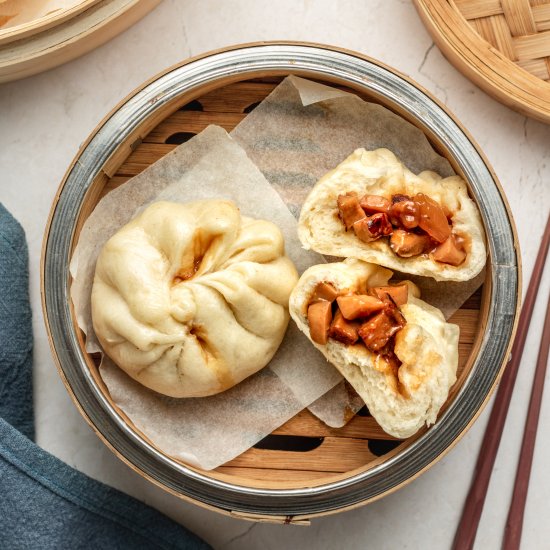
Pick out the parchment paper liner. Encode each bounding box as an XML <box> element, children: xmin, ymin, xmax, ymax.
<box><xmin>70</xmin><ymin>77</ymin><xmax>485</xmax><ymax>469</ymax></box>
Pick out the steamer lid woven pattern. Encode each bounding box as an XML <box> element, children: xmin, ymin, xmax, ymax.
<box><xmin>414</xmin><ymin>0</ymin><xmax>550</xmax><ymax>122</ymax></box>
<box><xmin>457</xmin><ymin>0</ymin><xmax>550</xmax><ymax>79</ymax></box>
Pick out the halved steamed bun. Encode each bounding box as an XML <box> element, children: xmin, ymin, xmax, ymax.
<box><xmin>298</xmin><ymin>148</ymin><xmax>486</xmax><ymax>282</ymax></box>
<box><xmin>289</xmin><ymin>258</ymin><xmax>459</xmax><ymax>438</ymax></box>
<box><xmin>92</xmin><ymin>199</ymin><xmax>298</xmax><ymax>398</ymax></box>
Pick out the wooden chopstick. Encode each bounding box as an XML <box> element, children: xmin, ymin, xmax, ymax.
<box><xmin>452</xmin><ymin>213</ymin><xmax>550</xmax><ymax>550</ymax></box>
<box><xmin>503</xmin><ymin>290</ymin><xmax>550</xmax><ymax>550</ymax></box>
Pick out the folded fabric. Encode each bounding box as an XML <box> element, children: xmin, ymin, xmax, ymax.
<box><xmin>0</xmin><ymin>203</ymin><xmax>34</xmax><ymax>440</ymax></box>
<box><xmin>0</xmin><ymin>203</ymin><xmax>211</xmax><ymax>550</ymax></box>
<box><xmin>0</xmin><ymin>418</ymin><xmax>211</xmax><ymax>550</ymax></box>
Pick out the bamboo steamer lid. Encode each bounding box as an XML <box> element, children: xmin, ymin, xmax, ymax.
<box><xmin>0</xmin><ymin>0</ymin><xmax>161</xmax><ymax>83</ymax></box>
<box><xmin>0</xmin><ymin>1</ymin><xmax>102</xmax><ymax>42</ymax></box>
<box><xmin>414</xmin><ymin>0</ymin><xmax>550</xmax><ymax>123</ymax></box>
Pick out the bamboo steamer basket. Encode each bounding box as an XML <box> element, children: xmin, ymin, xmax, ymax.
<box><xmin>414</xmin><ymin>0</ymin><xmax>550</xmax><ymax>123</ymax></box>
<box><xmin>0</xmin><ymin>0</ymin><xmax>161</xmax><ymax>83</ymax></box>
<box><xmin>41</xmin><ymin>43</ymin><xmax>520</xmax><ymax>523</ymax></box>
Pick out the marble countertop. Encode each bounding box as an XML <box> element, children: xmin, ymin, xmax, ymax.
<box><xmin>1</xmin><ymin>1</ymin><xmax>549</xmax><ymax>548</ymax></box>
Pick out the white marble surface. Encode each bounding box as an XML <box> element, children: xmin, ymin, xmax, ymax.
<box><xmin>1</xmin><ymin>1</ymin><xmax>549</xmax><ymax>548</ymax></box>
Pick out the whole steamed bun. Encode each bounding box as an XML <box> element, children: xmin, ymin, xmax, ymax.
<box><xmin>91</xmin><ymin>199</ymin><xmax>298</xmax><ymax>398</ymax></box>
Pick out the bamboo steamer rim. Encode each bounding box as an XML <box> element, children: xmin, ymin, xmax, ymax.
<box><xmin>413</xmin><ymin>0</ymin><xmax>550</xmax><ymax>124</ymax></box>
<box><xmin>0</xmin><ymin>0</ymin><xmax>161</xmax><ymax>83</ymax></box>
<box><xmin>41</xmin><ymin>42</ymin><xmax>521</xmax><ymax>521</ymax></box>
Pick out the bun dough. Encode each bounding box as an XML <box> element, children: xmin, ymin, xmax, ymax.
<box><xmin>92</xmin><ymin>200</ymin><xmax>298</xmax><ymax>398</ymax></box>
<box><xmin>298</xmin><ymin>148</ymin><xmax>486</xmax><ymax>282</ymax></box>
<box><xmin>289</xmin><ymin>258</ymin><xmax>459</xmax><ymax>438</ymax></box>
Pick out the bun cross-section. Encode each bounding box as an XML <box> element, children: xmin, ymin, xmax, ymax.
<box><xmin>298</xmin><ymin>148</ymin><xmax>486</xmax><ymax>282</ymax></box>
<box><xmin>290</xmin><ymin>258</ymin><xmax>459</xmax><ymax>438</ymax></box>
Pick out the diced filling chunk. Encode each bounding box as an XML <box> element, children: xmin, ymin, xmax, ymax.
<box><xmin>310</xmin><ymin>281</ymin><xmax>340</xmax><ymax>303</ymax></box>
<box><xmin>337</xmin><ymin>193</ymin><xmax>366</xmax><ymax>230</ymax></box>
<box><xmin>306</xmin><ymin>281</ymin><xmax>409</xmax><ymax>371</ymax></box>
<box><xmin>389</xmin><ymin>198</ymin><xmax>419</xmax><ymax>229</ymax></box>
<box><xmin>329</xmin><ymin>310</ymin><xmax>360</xmax><ymax>345</ymax></box>
<box><xmin>358</xmin><ymin>305</ymin><xmax>405</xmax><ymax>352</ymax></box>
<box><xmin>432</xmin><ymin>234</ymin><xmax>467</xmax><ymax>266</ymax></box>
<box><xmin>414</xmin><ymin>193</ymin><xmax>451</xmax><ymax>243</ymax></box>
<box><xmin>336</xmin><ymin>294</ymin><xmax>385</xmax><ymax>320</ymax></box>
<box><xmin>307</xmin><ymin>301</ymin><xmax>332</xmax><ymax>345</ymax></box>
<box><xmin>372</xmin><ymin>284</ymin><xmax>408</xmax><ymax>306</ymax></box>
<box><xmin>337</xmin><ymin>191</ymin><xmax>466</xmax><ymax>266</ymax></box>
<box><xmin>390</xmin><ymin>230</ymin><xmax>432</xmax><ymax>258</ymax></box>
<box><xmin>360</xmin><ymin>194</ymin><xmax>391</xmax><ymax>215</ymax></box>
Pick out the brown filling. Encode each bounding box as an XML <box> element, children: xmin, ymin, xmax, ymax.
<box><xmin>173</xmin><ymin>256</ymin><xmax>203</xmax><ymax>284</ymax></box>
<box><xmin>307</xmin><ymin>281</ymin><xmax>407</xmax><ymax>369</ymax></box>
<box><xmin>173</xmin><ymin>230</ymin><xmax>218</xmax><ymax>285</ymax></box>
<box><xmin>337</xmin><ymin>192</ymin><xmax>467</xmax><ymax>266</ymax></box>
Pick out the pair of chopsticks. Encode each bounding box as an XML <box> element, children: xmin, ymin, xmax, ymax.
<box><xmin>453</xmin><ymin>214</ymin><xmax>550</xmax><ymax>550</ymax></box>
